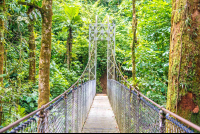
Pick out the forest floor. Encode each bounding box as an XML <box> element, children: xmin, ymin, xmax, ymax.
<box><xmin>100</xmin><ymin>71</ymin><xmax>107</xmax><ymax>94</ymax></box>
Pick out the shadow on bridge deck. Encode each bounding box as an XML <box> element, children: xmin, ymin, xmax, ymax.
<box><xmin>82</xmin><ymin>94</ymin><xmax>119</xmax><ymax>133</ymax></box>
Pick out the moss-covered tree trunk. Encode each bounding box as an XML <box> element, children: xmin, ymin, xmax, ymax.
<box><xmin>37</xmin><ymin>0</ymin><xmax>53</xmax><ymax>109</ymax></box>
<box><xmin>167</xmin><ymin>0</ymin><xmax>200</xmax><ymax>126</ymax></box>
<box><xmin>0</xmin><ymin>0</ymin><xmax>5</xmax><ymax>126</ymax></box>
<box><xmin>132</xmin><ymin>0</ymin><xmax>137</xmax><ymax>85</ymax></box>
<box><xmin>66</xmin><ymin>26</ymin><xmax>72</xmax><ymax>70</ymax></box>
<box><xmin>28</xmin><ymin>18</ymin><xmax>36</xmax><ymax>82</ymax></box>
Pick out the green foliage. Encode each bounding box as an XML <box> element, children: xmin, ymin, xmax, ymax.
<box><xmin>136</xmin><ymin>0</ymin><xmax>171</xmax><ymax>105</ymax></box>
<box><xmin>1</xmin><ymin>0</ymin><xmax>172</xmax><ymax>127</ymax></box>
<box><xmin>62</xmin><ymin>4</ymin><xmax>81</xmax><ymax>24</ymax></box>
<box><xmin>114</xmin><ymin>0</ymin><xmax>171</xmax><ymax>105</ymax></box>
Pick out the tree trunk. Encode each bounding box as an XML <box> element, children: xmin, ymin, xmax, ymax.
<box><xmin>132</xmin><ymin>0</ymin><xmax>137</xmax><ymax>85</ymax></box>
<box><xmin>167</xmin><ymin>0</ymin><xmax>200</xmax><ymax>126</ymax></box>
<box><xmin>66</xmin><ymin>26</ymin><xmax>72</xmax><ymax>70</ymax></box>
<box><xmin>38</xmin><ymin>0</ymin><xmax>53</xmax><ymax>109</ymax></box>
<box><xmin>28</xmin><ymin>18</ymin><xmax>36</xmax><ymax>82</ymax></box>
<box><xmin>0</xmin><ymin>0</ymin><xmax>5</xmax><ymax>126</ymax></box>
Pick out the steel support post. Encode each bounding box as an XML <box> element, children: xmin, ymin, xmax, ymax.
<box><xmin>159</xmin><ymin>109</ymin><xmax>166</xmax><ymax>133</ymax></box>
<box><xmin>136</xmin><ymin>93</ymin><xmax>140</xmax><ymax>133</ymax></box>
<box><xmin>127</xmin><ymin>86</ymin><xmax>132</xmax><ymax>133</ymax></box>
<box><xmin>123</xmin><ymin>86</ymin><xmax>126</xmax><ymax>133</ymax></box>
<box><xmin>77</xmin><ymin>83</ymin><xmax>79</xmax><ymax>133</ymax></box>
<box><xmin>113</xmin><ymin>22</ymin><xmax>116</xmax><ymax>81</ymax></box>
<box><xmin>107</xmin><ymin>16</ymin><xmax>110</xmax><ymax>93</ymax></box>
<box><xmin>116</xmin><ymin>82</ymin><xmax>119</xmax><ymax>124</ymax></box>
<box><xmin>80</xmin><ymin>79</ymin><xmax>83</xmax><ymax>129</ymax></box>
<box><xmin>38</xmin><ymin>110</ymin><xmax>46</xmax><ymax>133</ymax></box>
<box><xmin>64</xmin><ymin>94</ymin><xmax>68</xmax><ymax>133</ymax></box>
<box><xmin>72</xmin><ymin>87</ymin><xmax>75</xmax><ymax>133</ymax></box>
<box><xmin>119</xmin><ymin>84</ymin><xmax>122</xmax><ymax>132</ymax></box>
<box><xmin>95</xmin><ymin>15</ymin><xmax>97</xmax><ymax>90</ymax></box>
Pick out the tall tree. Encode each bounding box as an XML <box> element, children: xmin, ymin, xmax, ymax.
<box><xmin>167</xmin><ymin>0</ymin><xmax>200</xmax><ymax>125</ymax></box>
<box><xmin>0</xmin><ymin>0</ymin><xmax>5</xmax><ymax>126</ymax></box>
<box><xmin>27</xmin><ymin>9</ymin><xmax>36</xmax><ymax>82</ymax></box>
<box><xmin>132</xmin><ymin>0</ymin><xmax>137</xmax><ymax>85</ymax></box>
<box><xmin>18</xmin><ymin>0</ymin><xmax>53</xmax><ymax>108</ymax></box>
<box><xmin>66</xmin><ymin>25</ymin><xmax>72</xmax><ymax>69</ymax></box>
<box><xmin>38</xmin><ymin>0</ymin><xmax>53</xmax><ymax>108</ymax></box>
<box><xmin>62</xmin><ymin>5</ymin><xmax>80</xmax><ymax>70</ymax></box>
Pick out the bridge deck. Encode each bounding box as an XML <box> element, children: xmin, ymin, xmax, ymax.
<box><xmin>82</xmin><ymin>94</ymin><xmax>119</xmax><ymax>133</ymax></box>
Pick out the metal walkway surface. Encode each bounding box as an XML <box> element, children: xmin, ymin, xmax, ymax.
<box><xmin>82</xmin><ymin>94</ymin><xmax>119</xmax><ymax>133</ymax></box>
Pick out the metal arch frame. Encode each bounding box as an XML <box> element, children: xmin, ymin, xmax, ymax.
<box><xmin>88</xmin><ymin>15</ymin><xmax>116</xmax><ymax>92</ymax></box>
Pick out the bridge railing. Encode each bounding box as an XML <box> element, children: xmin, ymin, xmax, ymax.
<box><xmin>107</xmin><ymin>54</ymin><xmax>200</xmax><ymax>133</ymax></box>
<box><xmin>108</xmin><ymin>79</ymin><xmax>197</xmax><ymax>133</ymax></box>
<box><xmin>5</xmin><ymin>80</ymin><xmax>96</xmax><ymax>133</ymax></box>
<box><xmin>0</xmin><ymin>46</ymin><xmax>97</xmax><ymax>133</ymax></box>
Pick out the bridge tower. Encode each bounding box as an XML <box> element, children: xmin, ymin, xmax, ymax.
<box><xmin>88</xmin><ymin>16</ymin><xmax>116</xmax><ymax>93</ymax></box>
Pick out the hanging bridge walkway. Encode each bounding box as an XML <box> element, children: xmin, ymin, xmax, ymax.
<box><xmin>0</xmin><ymin>16</ymin><xmax>200</xmax><ymax>133</ymax></box>
<box><xmin>82</xmin><ymin>95</ymin><xmax>119</xmax><ymax>133</ymax></box>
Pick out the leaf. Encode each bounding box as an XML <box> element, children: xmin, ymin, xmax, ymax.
<box><xmin>73</xmin><ymin>15</ymin><xmax>81</xmax><ymax>23</ymax></box>
<box><xmin>0</xmin><ymin>74</ymin><xmax>7</xmax><ymax>78</ymax></box>
<box><xmin>30</xmin><ymin>103</ymin><xmax>34</xmax><ymax>108</ymax></box>
<box><xmin>62</xmin><ymin>5</ymin><xmax>80</xmax><ymax>23</ymax></box>
<box><xmin>26</xmin><ymin>97</ymin><xmax>32</xmax><ymax>103</ymax></box>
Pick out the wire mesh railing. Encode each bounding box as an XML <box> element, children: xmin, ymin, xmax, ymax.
<box><xmin>107</xmin><ymin>79</ymin><xmax>199</xmax><ymax>133</ymax></box>
<box><xmin>5</xmin><ymin>80</ymin><xmax>96</xmax><ymax>133</ymax></box>
<box><xmin>107</xmin><ymin>52</ymin><xmax>200</xmax><ymax>133</ymax></box>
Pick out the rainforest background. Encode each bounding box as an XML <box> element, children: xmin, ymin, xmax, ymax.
<box><xmin>0</xmin><ymin>0</ymin><xmax>173</xmax><ymax>128</ymax></box>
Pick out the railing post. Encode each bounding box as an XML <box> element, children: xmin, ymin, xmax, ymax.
<box><xmin>127</xmin><ymin>86</ymin><xmax>132</xmax><ymax>133</ymax></box>
<box><xmin>77</xmin><ymin>82</ymin><xmax>79</xmax><ymax>133</ymax></box>
<box><xmin>82</xmin><ymin>80</ymin><xmax>84</xmax><ymax>124</ymax></box>
<box><xmin>159</xmin><ymin>109</ymin><xmax>166</xmax><ymax>133</ymax></box>
<box><xmin>72</xmin><ymin>87</ymin><xmax>75</xmax><ymax>133</ymax></box>
<box><xmin>80</xmin><ymin>79</ymin><xmax>83</xmax><ymax>130</ymax></box>
<box><xmin>119</xmin><ymin>83</ymin><xmax>123</xmax><ymax>132</ymax></box>
<box><xmin>136</xmin><ymin>92</ymin><xmax>140</xmax><ymax>133</ymax></box>
<box><xmin>84</xmin><ymin>82</ymin><xmax>86</xmax><ymax>122</ymax></box>
<box><xmin>64</xmin><ymin>93</ymin><xmax>68</xmax><ymax>133</ymax></box>
<box><xmin>123</xmin><ymin>85</ymin><xmax>126</xmax><ymax>133</ymax></box>
<box><xmin>38</xmin><ymin>109</ymin><xmax>46</xmax><ymax>133</ymax></box>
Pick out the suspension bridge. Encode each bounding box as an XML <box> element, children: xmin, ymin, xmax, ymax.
<box><xmin>0</xmin><ymin>16</ymin><xmax>200</xmax><ymax>133</ymax></box>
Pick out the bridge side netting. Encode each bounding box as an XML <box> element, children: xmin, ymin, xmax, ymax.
<box><xmin>107</xmin><ymin>79</ymin><xmax>195</xmax><ymax>133</ymax></box>
<box><xmin>106</xmin><ymin>22</ymin><xmax>197</xmax><ymax>132</ymax></box>
<box><xmin>9</xmin><ymin>80</ymin><xmax>96</xmax><ymax>133</ymax></box>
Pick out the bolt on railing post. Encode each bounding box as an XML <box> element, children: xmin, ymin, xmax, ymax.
<box><xmin>64</xmin><ymin>93</ymin><xmax>68</xmax><ymax>133</ymax></box>
<box><xmin>136</xmin><ymin>92</ymin><xmax>140</xmax><ymax>133</ymax></box>
<box><xmin>159</xmin><ymin>109</ymin><xmax>166</xmax><ymax>133</ymax></box>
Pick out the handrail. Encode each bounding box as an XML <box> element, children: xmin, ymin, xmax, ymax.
<box><xmin>0</xmin><ymin>46</ymin><xmax>95</xmax><ymax>133</ymax></box>
<box><xmin>113</xmin><ymin>53</ymin><xmax>200</xmax><ymax>132</ymax></box>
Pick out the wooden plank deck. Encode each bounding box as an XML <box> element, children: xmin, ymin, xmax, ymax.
<box><xmin>82</xmin><ymin>95</ymin><xmax>119</xmax><ymax>133</ymax></box>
